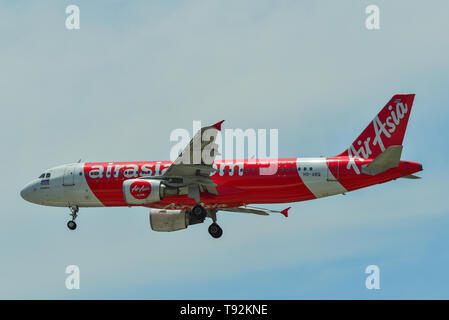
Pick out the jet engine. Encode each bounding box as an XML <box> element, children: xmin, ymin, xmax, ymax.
<box><xmin>149</xmin><ymin>209</ymin><xmax>205</xmax><ymax>232</ymax></box>
<box><xmin>123</xmin><ymin>179</ymin><xmax>178</xmax><ymax>205</ymax></box>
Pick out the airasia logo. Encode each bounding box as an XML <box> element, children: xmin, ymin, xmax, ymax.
<box><xmin>346</xmin><ymin>99</ymin><xmax>409</xmax><ymax>174</ymax></box>
<box><xmin>130</xmin><ymin>181</ymin><xmax>151</xmax><ymax>199</ymax></box>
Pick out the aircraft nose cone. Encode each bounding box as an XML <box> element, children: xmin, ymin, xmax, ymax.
<box><xmin>20</xmin><ymin>182</ymin><xmax>37</xmax><ymax>203</ymax></box>
<box><xmin>20</xmin><ymin>184</ymin><xmax>31</xmax><ymax>201</ymax></box>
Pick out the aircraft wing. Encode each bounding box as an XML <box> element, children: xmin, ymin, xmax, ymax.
<box><xmin>221</xmin><ymin>206</ymin><xmax>291</xmax><ymax>217</ymax></box>
<box><xmin>162</xmin><ymin>121</ymin><xmax>224</xmax><ymax>202</ymax></box>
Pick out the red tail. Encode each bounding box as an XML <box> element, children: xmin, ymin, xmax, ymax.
<box><xmin>338</xmin><ymin>94</ymin><xmax>415</xmax><ymax>159</ymax></box>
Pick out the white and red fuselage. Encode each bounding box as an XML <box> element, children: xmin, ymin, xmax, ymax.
<box><xmin>20</xmin><ymin>157</ymin><xmax>422</xmax><ymax>209</ymax></box>
<box><xmin>20</xmin><ymin>94</ymin><xmax>423</xmax><ymax>236</ymax></box>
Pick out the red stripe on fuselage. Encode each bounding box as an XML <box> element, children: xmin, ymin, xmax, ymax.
<box><xmin>83</xmin><ymin>157</ymin><xmax>422</xmax><ymax>209</ymax></box>
<box><xmin>83</xmin><ymin>159</ymin><xmax>316</xmax><ymax>208</ymax></box>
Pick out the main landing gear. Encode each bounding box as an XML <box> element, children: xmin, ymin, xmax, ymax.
<box><xmin>207</xmin><ymin>209</ymin><xmax>223</xmax><ymax>238</ymax></box>
<box><xmin>191</xmin><ymin>204</ymin><xmax>207</xmax><ymax>220</ymax></box>
<box><xmin>208</xmin><ymin>223</ymin><xmax>223</xmax><ymax>239</ymax></box>
<box><xmin>67</xmin><ymin>205</ymin><xmax>78</xmax><ymax>230</ymax></box>
<box><xmin>189</xmin><ymin>204</ymin><xmax>224</xmax><ymax>239</ymax></box>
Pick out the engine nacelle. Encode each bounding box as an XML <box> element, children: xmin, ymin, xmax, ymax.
<box><xmin>123</xmin><ymin>179</ymin><xmax>178</xmax><ymax>205</ymax></box>
<box><xmin>149</xmin><ymin>208</ymin><xmax>205</xmax><ymax>232</ymax></box>
<box><xmin>150</xmin><ymin>209</ymin><xmax>189</xmax><ymax>232</ymax></box>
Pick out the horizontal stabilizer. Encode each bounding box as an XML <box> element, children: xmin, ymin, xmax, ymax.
<box><xmin>401</xmin><ymin>174</ymin><xmax>421</xmax><ymax>179</ymax></box>
<box><xmin>362</xmin><ymin>145</ymin><xmax>403</xmax><ymax>175</ymax></box>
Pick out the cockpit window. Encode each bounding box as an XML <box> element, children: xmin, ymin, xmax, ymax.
<box><xmin>46</xmin><ymin>173</ymin><xmax>51</xmax><ymax>178</ymax></box>
<box><xmin>39</xmin><ymin>173</ymin><xmax>45</xmax><ymax>179</ymax></box>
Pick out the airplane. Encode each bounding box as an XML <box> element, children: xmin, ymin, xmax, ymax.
<box><xmin>20</xmin><ymin>94</ymin><xmax>422</xmax><ymax>238</ymax></box>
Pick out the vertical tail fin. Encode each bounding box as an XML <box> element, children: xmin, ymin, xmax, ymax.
<box><xmin>338</xmin><ymin>94</ymin><xmax>415</xmax><ymax>159</ymax></box>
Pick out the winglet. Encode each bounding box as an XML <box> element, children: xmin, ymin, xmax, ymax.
<box><xmin>281</xmin><ymin>207</ymin><xmax>291</xmax><ymax>218</ymax></box>
<box><xmin>212</xmin><ymin>120</ymin><xmax>225</xmax><ymax>131</ymax></box>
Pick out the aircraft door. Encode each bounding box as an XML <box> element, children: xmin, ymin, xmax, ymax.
<box><xmin>63</xmin><ymin>165</ymin><xmax>75</xmax><ymax>186</ymax></box>
<box><xmin>327</xmin><ymin>159</ymin><xmax>339</xmax><ymax>181</ymax></box>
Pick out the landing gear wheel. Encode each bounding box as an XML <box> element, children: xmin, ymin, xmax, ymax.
<box><xmin>67</xmin><ymin>206</ymin><xmax>79</xmax><ymax>230</ymax></box>
<box><xmin>208</xmin><ymin>223</ymin><xmax>223</xmax><ymax>239</ymax></box>
<box><xmin>67</xmin><ymin>220</ymin><xmax>77</xmax><ymax>230</ymax></box>
<box><xmin>191</xmin><ymin>204</ymin><xmax>207</xmax><ymax>220</ymax></box>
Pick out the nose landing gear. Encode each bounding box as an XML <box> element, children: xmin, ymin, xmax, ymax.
<box><xmin>67</xmin><ymin>206</ymin><xmax>78</xmax><ymax>230</ymax></box>
<box><xmin>67</xmin><ymin>220</ymin><xmax>77</xmax><ymax>230</ymax></box>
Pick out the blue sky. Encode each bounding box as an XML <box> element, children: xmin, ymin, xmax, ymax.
<box><xmin>1</xmin><ymin>0</ymin><xmax>448</xmax><ymax>299</ymax></box>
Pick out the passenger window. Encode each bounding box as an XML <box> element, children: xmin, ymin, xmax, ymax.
<box><xmin>280</xmin><ymin>168</ymin><xmax>284</xmax><ymax>172</ymax></box>
<box><xmin>286</xmin><ymin>168</ymin><xmax>290</xmax><ymax>172</ymax></box>
<box><xmin>310</xmin><ymin>167</ymin><xmax>313</xmax><ymax>171</ymax></box>
<box><xmin>298</xmin><ymin>167</ymin><xmax>301</xmax><ymax>171</ymax></box>
<box><xmin>304</xmin><ymin>167</ymin><xmax>307</xmax><ymax>171</ymax></box>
